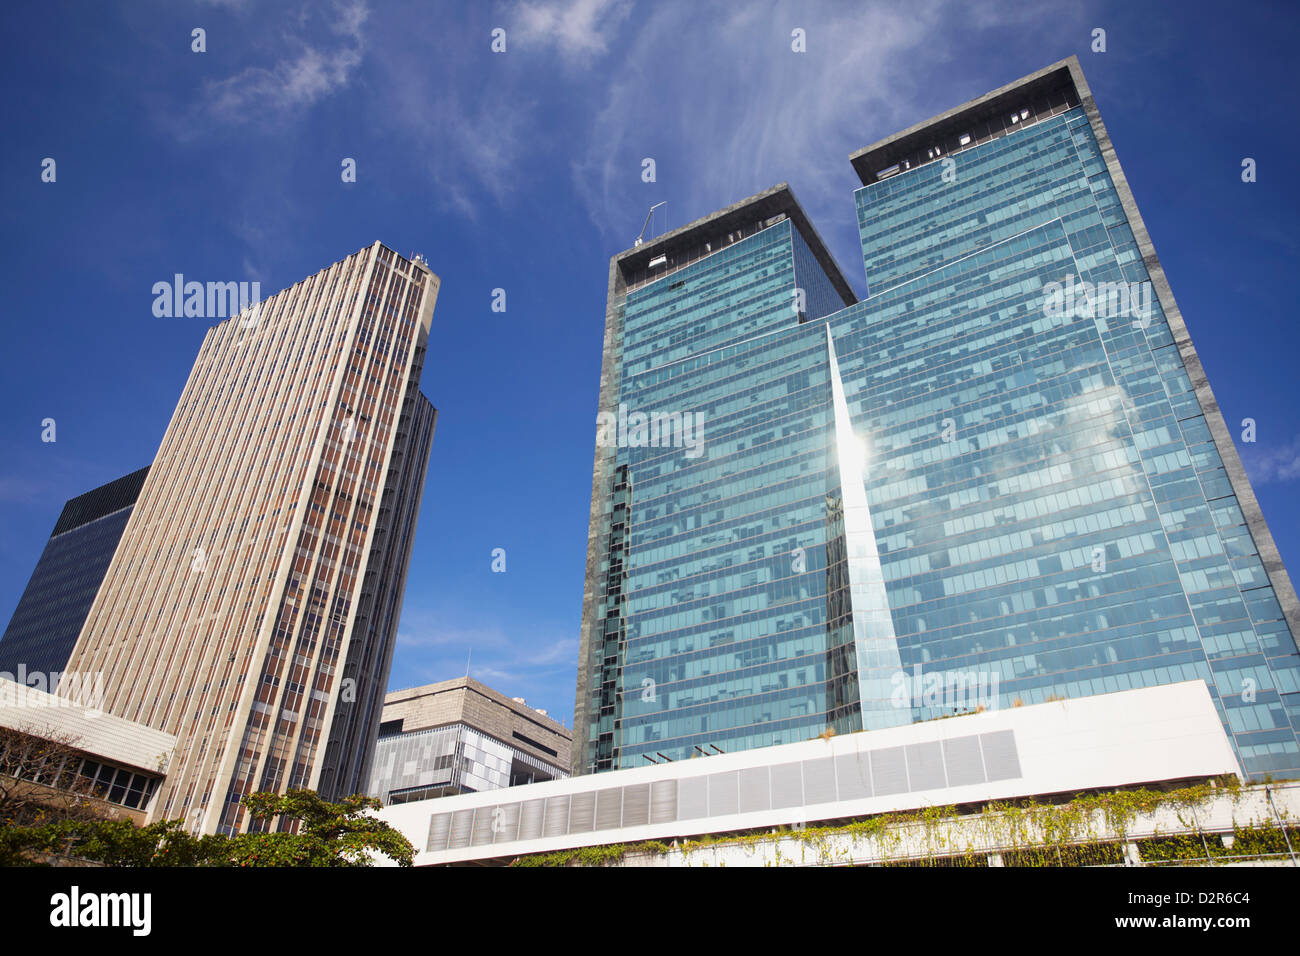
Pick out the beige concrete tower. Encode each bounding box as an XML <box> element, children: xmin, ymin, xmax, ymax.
<box><xmin>62</xmin><ymin>242</ymin><xmax>438</xmax><ymax>834</ymax></box>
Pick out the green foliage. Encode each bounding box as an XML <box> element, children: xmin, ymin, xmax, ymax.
<box><xmin>1230</xmin><ymin>822</ymin><xmax>1297</xmax><ymax>857</ymax></box>
<box><xmin>0</xmin><ymin>788</ymin><xmax>413</xmax><ymax>867</ymax></box>
<box><xmin>1001</xmin><ymin>841</ymin><xmax>1125</xmax><ymax>867</ymax></box>
<box><xmin>0</xmin><ymin>818</ymin><xmax>227</xmax><ymax>867</ymax></box>
<box><xmin>1139</xmin><ymin>824</ymin><xmax>1299</xmax><ymax>862</ymax></box>
<box><xmin>231</xmin><ymin>790</ymin><xmax>414</xmax><ymax>867</ymax></box>
<box><xmin>510</xmin><ymin>840</ymin><xmax>671</xmax><ymax>867</ymax></box>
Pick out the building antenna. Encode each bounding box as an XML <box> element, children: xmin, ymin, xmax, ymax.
<box><xmin>465</xmin><ymin>648</ymin><xmax>471</xmax><ymax>679</ymax></box>
<box><xmin>634</xmin><ymin>202</ymin><xmax>666</xmax><ymax>247</ymax></box>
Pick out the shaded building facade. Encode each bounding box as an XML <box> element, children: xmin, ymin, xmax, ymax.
<box><xmin>0</xmin><ymin>467</ymin><xmax>149</xmax><ymax>678</ymax></box>
<box><xmin>574</xmin><ymin>58</ymin><xmax>1300</xmax><ymax>779</ymax></box>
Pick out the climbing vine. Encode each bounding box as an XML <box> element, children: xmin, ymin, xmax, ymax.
<box><xmin>510</xmin><ymin>777</ymin><xmax>1298</xmax><ymax>867</ymax></box>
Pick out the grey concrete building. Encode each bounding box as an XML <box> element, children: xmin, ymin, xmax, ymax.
<box><xmin>368</xmin><ymin>677</ymin><xmax>571</xmax><ymax>805</ymax></box>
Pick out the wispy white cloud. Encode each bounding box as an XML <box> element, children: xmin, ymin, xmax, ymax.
<box><xmin>393</xmin><ymin>608</ymin><xmax>577</xmax><ymax>715</ymax></box>
<box><xmin>400</xmin><ymin>91</ymin><xmax>534</xmax><ymax>222</ymax></box>
<box><xmin>471</xmin><ymin>638</ymin><xmax>579</xmax><ymax>685</ymax></box>
<box><xmin>570</xmin><ymin>0</ymin><xmax>1082</xmax><ymax>259</ymax></box>
<box><xmin>365</xmin><ymin>0</ymin><xmax>631</xmax><ymax>220</ymax></box>
<box><xmin>365</xmin><ymin>17</ymin><xmax>538</xmax><ymax>221</ymax></box>
<box><xmin>1239</xmin><ymin>435</ymin><xmax>1300</xmax><ymax>484</ymax></box>
<box><xmin>572</xmin><ymin>2</ymin><xmax>944</xmax><ymax>245</ymax></box>
<box><xmin>193</xmin><ymin>0</ymin><xmax>368</xmax><ymax>129</ymax></box>
<box><xmin>515</xmin><ymin>0</ymin><xmax>633</xmax><ymax>61</ymax></box>
<box><xmin>396</xmin><ymin>620</ymin><xmax>511</xmax><ymax>652</ymax></box>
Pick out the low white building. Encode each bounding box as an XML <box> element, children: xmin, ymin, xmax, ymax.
<box><xmin>376</xmin><ymin>681</ymin><xmax>1284</xmax><ymax>866</ymax></box>
<box><xmin>0</xmin><ymin>677</ymin><xmax>177</xmax><ymax>819</ymax></box>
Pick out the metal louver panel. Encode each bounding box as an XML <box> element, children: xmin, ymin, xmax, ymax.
<box><xmin>426</xmin><ymin>813</ymin><xmax>451</xmax><ymax>852</ymax></box>
<box><xmin>942</xmin><ymin>735</ymin><xmax>986</xmax><ymax>787</ymax></box>
<box><xmin>493</xmin><ymin>802</ymin><xmax>521</xmax><ymax>843</ymax></box>
<box><xmin>770</xmin><ymin>761</ymin><xmax>804</xmax><ymax>809</ymax></box>
<box><xmin>623</xmin><ymin>783</ymin><xmax>651</xmax><ymax>827</ymax></box>
<box><xmin>980</xmin><ymin>730</ymin><xmax>1022</xmax><ymax>781</ymax></box>
<box><xmin>677</xmin><ymin>776</ymin><xmax>707</xmax><ymax>820</ymax></box>
<box><xmin>738</xmin><ymin>766</ymin><xmax>771</xmax><ymax>814</ymax></box>
<box><xmin>569</xmin><ymin>791</ymin><xmax>596</xmax><ymax>833</ymax></box>
<box><xmin>905</xmin><ymin>741</ymin><xmax>946</xmax><ymax>792</ymax></box>
<box><xmin>595</xmin><ymin>788</ymin><xmax>623</xmax><ymax>830</ymax></box>
<box><xmin>448</xmin><ymin>808</ymin><xmax>475</xmax><ymax>849</ymax></box>
<box><xmin>543</xmin><ymin>794</ymin><xmax>570</xmax><ymax>837</ymax></box>
<box><xmin>650</xmin><ymin>780</ymin><xmax>677</xmax><ymax>823</ymax></box>
<box><xmin>471</xmin><ymin>806</ymin><xmax>496</xmax><ymax>845</ymax></box>
<box><xmin>518</xmin><ymin>798</ymin><xmax>546</xmax><ymax>841</ymax></box>
<box><xmin>708</xmin><ymin>770</ymin><xmax>739</xmax><ymax>816</ymax></box>
<box><xmin>833</xmin><ymin>753</ymin><xmax>870</xmax><ymax>800</ymax></box>
<box><xmin>870</xmin><ymin>746</ymin><xmax>908</xmax><ymax>796</ymax></box>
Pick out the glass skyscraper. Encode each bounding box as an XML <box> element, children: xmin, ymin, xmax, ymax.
<box><xmin>574</xmin><ymin>57</ymin><xmax>1300</xmax><ymax>780</ymax></box>
<box><xmin>0</xmin><ymin>466</ymin><xmax>148</xmax><ymax>678</ymax></box>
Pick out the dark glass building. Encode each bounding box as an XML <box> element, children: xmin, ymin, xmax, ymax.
<box><xmin>574</xmin><ymin>57</ymin><xmax>1300</xmax><ymax>779</ymax></box>
<box><xmin>0</xmin><ymin>466</ymin><xmax>149</xmax><ymax>678</ymax></box>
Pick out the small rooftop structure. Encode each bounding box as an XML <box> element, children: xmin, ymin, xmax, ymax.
<box><xmin>614</xmin><ymin>183</ymin><xmax>857</xmax><ymax>305</ymax></box>
<box><xmin>851</xmin><ymin>57</ymin><xmax>1087</xmax><ymax>186</ymax></box>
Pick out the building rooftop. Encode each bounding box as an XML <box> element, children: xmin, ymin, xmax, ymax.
<box><xmin>49</xmin><ymin>466</ymin><xmax>149</xmax><ymax>537</ymax></box>
<box><xmin>0</xmin><ymin>678</ymin><xmax>177</xmax><ymax>774</ymax></box>
<box><xmin>850</xmin><ymin>57</ymin><xmax>1087</xmax><ymax>186</ymax></box>
<box><xmin>614</xmin><ymin>183</ymin><xmax>857</xmax><ymax>306</ymax></box>
<box><xmin>380</xmin><ymin>676</ymin><xmax>571</xmax><ymax>769</ymax></box>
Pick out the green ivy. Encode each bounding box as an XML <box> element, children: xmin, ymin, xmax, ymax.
<box><xmin>508</xmin><ymin>776</ymin><xmax>1299</xmax><ymax>868</ymax></box>
<box><xmin>509</xmin><ymin>840</ymin><xmax>671</xmax><ymax>868</ymax></box>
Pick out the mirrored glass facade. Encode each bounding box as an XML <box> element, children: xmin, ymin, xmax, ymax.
<box><xmin>576</xmin><ymin>58</ymin><xmax>1300</xmax><ymax>779</ymax></box>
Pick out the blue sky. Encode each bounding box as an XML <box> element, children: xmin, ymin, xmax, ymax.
<box><xmin>1</xmin><ymin>0</ymin><xmax>1298</xmax><ymax>727</ymax></box>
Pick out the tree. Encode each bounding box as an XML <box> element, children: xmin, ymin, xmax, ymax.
<box><xmin>224</xmin><ymin>790</ymin><xmax>414</xmax><ymax>867</ymax></box>
<box><xmin>0</xmin><ymin>788</ymin><xmax>414</xmax><ymax>867</ymax></box>
<box><xmin>0</xmin><ymin>818</ymin><xmax>223</xmax><ymax>867</ymax></box>
<box><xmin>0</xmin><ymin>723</ymin><xmax>112</xmax><ymax>827</ymax></box>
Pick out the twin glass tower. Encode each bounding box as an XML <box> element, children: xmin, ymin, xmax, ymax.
<box><xmin>574</xmin><ymin>57</ymin><xmax>1300</xmax><ymax>780</ymax></box>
